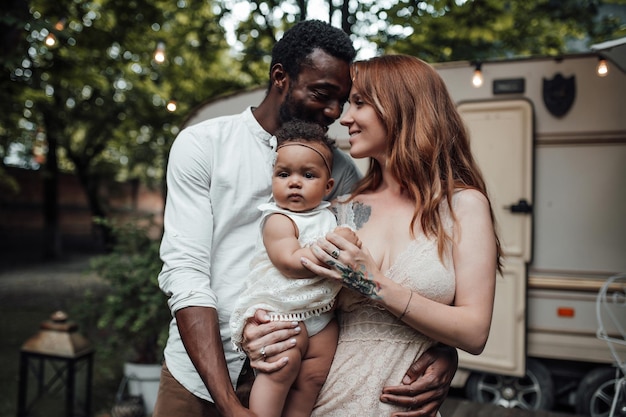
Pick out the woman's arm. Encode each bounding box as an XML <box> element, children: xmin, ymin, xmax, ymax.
<box><xmin>302</xmin><ymin>189</ymin><xmax>497</xmax><ymax>355</ymax></box>
<box><xmin>388</xmin><ymin>190</ymin><xmax>496</xmax><ymax>353</ymax></box>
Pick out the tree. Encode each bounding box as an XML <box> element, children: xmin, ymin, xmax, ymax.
<box><xmin>1</xmin><ymin>0</ymin><xmax>250</xmax><ymax>255</ymax></box>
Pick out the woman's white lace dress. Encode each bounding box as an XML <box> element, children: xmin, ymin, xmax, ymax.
<box><xmin>312</xmin><ymin>197</ymin><xmax>456</xmax><ymax>417</ymax></box>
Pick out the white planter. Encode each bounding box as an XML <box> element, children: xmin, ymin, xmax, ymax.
<box><xmin>123</xmin><ymin>362</ymin><xmax>161</xmax><ymax>416</ymax></box>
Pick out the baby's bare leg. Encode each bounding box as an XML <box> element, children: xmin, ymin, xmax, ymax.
<box><xmin>249</xmin><ymin>323</ymin><xmax>309</xmax><ymax>417</ymax></box>
<box><xmin>282</xmin><ymin>319</ymin><xmax>339</xmax><ymax>417</ymax></box>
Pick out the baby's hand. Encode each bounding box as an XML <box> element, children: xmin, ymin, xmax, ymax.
<box><xmin>333</xmin><ymin>226</ymin><xmax>362</xmax><ymax>248</ymax></box>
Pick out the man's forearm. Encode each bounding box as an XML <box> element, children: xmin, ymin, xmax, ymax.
<box><xmin>176</xmin><ymin>306</ymin><xmax>242</xmax><ymax>414</ymax></box>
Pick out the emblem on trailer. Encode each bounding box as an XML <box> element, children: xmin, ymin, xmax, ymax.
<box><xmin>542</xmin><ymin>73</ymin><xmax>576</xmax><ymax>118</ymax></box>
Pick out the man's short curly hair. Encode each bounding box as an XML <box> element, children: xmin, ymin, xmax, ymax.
<box><xmin>269</xmin><ymin>20</ymin><xmax>356</xmax><ymax>88</ymax></box>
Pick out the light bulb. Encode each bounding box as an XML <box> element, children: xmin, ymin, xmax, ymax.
<box><xmin>597</xmin><ymin>58</ymin><xmax>608</xmax><ymax>77</ymax></box>
<box><xmin>472</xmin><ymin>68</ymin><xmax>483</xmax><ymax>88</ymax></box>
<box><xmin>45</xmin><ymin>34</ymin><xmax>57</xmax><ymax>47</ymax></box>
<box><xmin>154</xmin><ymin>42</ymin><xmax>166</xmax><ymax>64</ymax></box>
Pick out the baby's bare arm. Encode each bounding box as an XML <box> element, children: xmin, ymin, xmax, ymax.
<box><xmin>264</xmin><ymin>213</ymin><xmax>321</xmax><ymax>278</ymax></box>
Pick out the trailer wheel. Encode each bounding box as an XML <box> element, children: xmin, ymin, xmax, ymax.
<box><xmin>465</xmin><ymin>358</ymin><xmax>554</xmax><ymax>410</ymax></box>
<box><xmin>575</xmin><ymin>367</ymin><xmax>625</xmax><ymax>417</ymax></box>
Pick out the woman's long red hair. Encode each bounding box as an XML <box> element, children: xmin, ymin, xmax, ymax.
<box><xmin>349</xmin><ymin>55</ymin><xmax>502</xmax><ymax>271</ymax></box>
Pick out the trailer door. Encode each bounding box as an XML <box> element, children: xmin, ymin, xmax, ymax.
<box><xmin>456</xmin><ymin>99</ymin><xmax>533</xmax><ymax>377</ymax></box>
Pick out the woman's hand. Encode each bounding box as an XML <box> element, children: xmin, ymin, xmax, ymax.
<box><xmin>381</xmin><ymin>344</ymin><xmax>458</xmax><ymax>417</ymax></box>
<box><xmin>241</xmin><ymin>309</ymin><xmax>301</xmax><ymax>373</ymax></box>
<box><xmin>301</xmin><ymin>231</ymin><xmax>384</xmax><ymax>300</ymax></box>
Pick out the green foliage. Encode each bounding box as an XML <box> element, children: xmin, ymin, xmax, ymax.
<box><xmin>370</xmin><ymin>0</ymin><xmax>626</xmax><ymax>62</ymax></box>
<box><xmin>225</xmin><ymin>0</ymin><xmax>625</xmax><ymax>63</ymax></box>
<box><xmin>4</xmin><ymin>0</ymin><xmax>624</xmax><ymax>185</ymax></box>
<box><xmin>82</xmin><ymin>218</ymin><xmax>170</xmax><ymax>364</ymax></box>
<box><xmin>1</xmin><ymin>0</ymin><xmax>253</xmax><ymax>225</ymax></box>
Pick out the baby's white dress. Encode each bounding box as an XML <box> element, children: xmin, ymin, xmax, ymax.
<box><xmin>230</xmin><ymin>201</ymin><xmax>342</xmax><ymax>350</ymax></box>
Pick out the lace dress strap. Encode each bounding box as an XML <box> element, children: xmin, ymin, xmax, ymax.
<box><xmin>332</xmin><ymin>194</ymin><xmax>358</xmax><ymax>230</ymax></box>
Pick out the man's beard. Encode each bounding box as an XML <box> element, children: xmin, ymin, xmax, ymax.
<box><xmin>278</xmin><ymin>90</ymin><xmax>307</xmax><ymax>125</ymax></box>
<box><xmin>278</xmin><ymin>89</ymin><xmax>334</xmax><ymax>129</ymax></box>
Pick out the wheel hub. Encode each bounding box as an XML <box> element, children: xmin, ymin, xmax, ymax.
<box><xmin>502</xmin><ymin>386</ymin><xmax>516</xmax><ymax>400</ymax></box>
<box><xmin>466</xmin><ymin>359</ymin><xmax>554</xmax><ymax>410</ymax></box>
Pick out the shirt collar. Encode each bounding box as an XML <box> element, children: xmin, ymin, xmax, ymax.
<box><xmin>243</xmin><ymin>107</ymin><xmax>276</xmax><ymax>151</ymax></box>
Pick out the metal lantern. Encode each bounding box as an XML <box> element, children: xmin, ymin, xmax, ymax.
<box><xmin>17</xmin><ymin>311</ymin><xmax>94</xmax><ymax>417</ymax></box>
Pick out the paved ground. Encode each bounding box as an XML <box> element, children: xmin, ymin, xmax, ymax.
<box><xmin>0</xmin><ymin>255</ymin><xmax>105</xmax><ymax>305</ymax></box>
<box><xmin>0</xmin><ymin>255</ymin><xmax>581</xmax><ymax>417</ymax></box>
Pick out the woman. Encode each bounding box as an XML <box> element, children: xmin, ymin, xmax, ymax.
<box><xmin>300</xmin><ymin>54</ymin><xmax>503</xmax><ymax>416</ymax></box>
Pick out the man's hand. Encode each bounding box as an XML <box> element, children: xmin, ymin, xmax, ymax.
<box><xmin>380</xmin><ymin>345</ymin><xmax>458</xmax><ymax>417</ymax></box>
<box><xmin>241</xmin><ymin>309</ymin><xmax>301</xmax><ymax>373</ymax></box>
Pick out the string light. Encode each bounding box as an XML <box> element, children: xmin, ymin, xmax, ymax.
<box><xmin>154</xmin><ymin>42</ymin><xmax>166</xmax><ymax>64</ymax></box>
<box><xmin>45</xmin><ymin>33</ymin><xmax>57</xmax><ymax>47</ymax></box>
<box><xmin>596</xmin><ymin>57</ymin><xmax>609</xmax><ymax>77</ymax></box>
<box><xmin>472</xmin><ymin>62</ymin><xmax>484</xmax><ymax>88</ymax></box>
<box><xmin>166</xmin><ymin>100</ymin><xmax>177</xmax><ymax>112</ymax></box>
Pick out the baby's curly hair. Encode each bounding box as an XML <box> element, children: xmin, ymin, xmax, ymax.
<box><xmin>275</xmin><ymin>119</ymin><xmax>336</xmax><ymax>166</ymax></box>
<box><xmin>275</xmin><ymin>120</ymin><xmax>335</xmax><ymax>149</ymax></box>
<box><xmin>269</xmin><ymin>20</ymin><xmax>356</xmax><ymax>89</ymax></box>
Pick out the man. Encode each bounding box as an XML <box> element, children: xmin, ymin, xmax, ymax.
<box><xmin>154</xmin><ymin>19</ymin><xmax>457</xmax><ymax>417</ymax></box>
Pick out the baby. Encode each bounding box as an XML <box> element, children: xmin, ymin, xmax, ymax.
<box><xmin>230</xmin><ymin>120</ymin><xmax>358</xmax><ymax>417</ymax></box>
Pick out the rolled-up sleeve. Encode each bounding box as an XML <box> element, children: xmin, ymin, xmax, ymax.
<box><xmin>158</xmin><ymin>128</ymin><xmax>218</xmax><ymax>314</ymax></box>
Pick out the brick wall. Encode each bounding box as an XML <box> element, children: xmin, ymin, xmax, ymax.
<box><xmin>0</xmin><ymin>167</ymin><xmax>164</xmax><ymax>261</ymax></box>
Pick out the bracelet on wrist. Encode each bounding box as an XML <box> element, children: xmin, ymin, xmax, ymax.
<box><xmin>397</xmin><ymin>290</ymin><xmax>413</xmax><ymax>321</ymax></box>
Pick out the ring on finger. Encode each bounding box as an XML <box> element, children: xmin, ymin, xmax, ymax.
<box><xmin>260</xmin><ymin>346</ymin><xmax>267</xmax><ymax>361</ymax></box>
<box><xmin>331</xmin><ymin>249</ymin><xmax>340</xmax><ymax>259</ymax></box>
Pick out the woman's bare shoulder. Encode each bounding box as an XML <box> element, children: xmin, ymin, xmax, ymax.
<box><xmin>453</xmin><ymin>188</ymin><xmax>490</xmax><ymax>215</ymax></box>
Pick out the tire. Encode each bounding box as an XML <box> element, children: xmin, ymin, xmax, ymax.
<box><xmin>576</xmin><ymin>367</ymin><xmax>626</xmax><ymax>417</ymax></box>
<box><xmin>465</xmin><ymin>358</ymin><xmax>554</xmax><ymax>410</ymax></box>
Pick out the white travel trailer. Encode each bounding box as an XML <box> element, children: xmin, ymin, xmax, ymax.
<box><xmin>182</xmin><ymin>45</ymin><xmax>626</xmax><ymax>415</ymax></box>
<box><xmin>432</xmin><ymin>49</ymin><xmax>626</xmax><ymax>415</ymax></box>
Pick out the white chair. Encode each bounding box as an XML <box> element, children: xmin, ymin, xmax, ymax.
<box><xmin>596</xmin><ymin>273</ymin><xmax>626</xmax><ymax>417</ymax></box>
